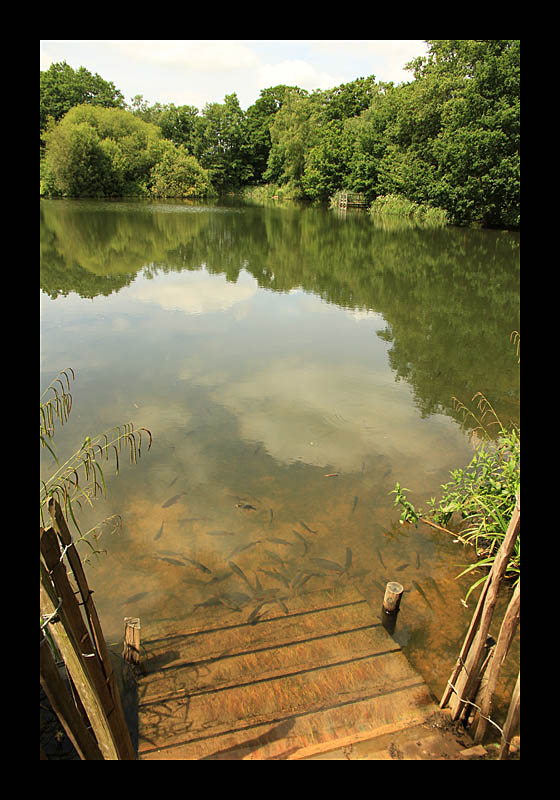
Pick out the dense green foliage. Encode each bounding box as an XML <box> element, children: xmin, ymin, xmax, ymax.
<box><xmin>392</xmin><ymin>389</ymin><xmax>520</xmax><ymax>599</ymax></box>
<box><xmin>149</xmin><ymin>142</ymin><xmax>216</xmax><ymax>198</ymax></box>
<box><xmin>40</xmin><ymin>41</ymin><xmax>519</xmax><ymax>227</ymax></box>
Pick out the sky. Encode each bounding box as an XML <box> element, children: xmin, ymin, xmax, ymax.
<box><xmin>40</xmin><ymin>40</ymin><xmax>430</xmax><ymax>111</ymax></box>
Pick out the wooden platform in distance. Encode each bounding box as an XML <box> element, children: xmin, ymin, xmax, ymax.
<box><xmin>136</xmin><ymin>584</ymin><xmax>440</xmax><ymax>760</ymax></box>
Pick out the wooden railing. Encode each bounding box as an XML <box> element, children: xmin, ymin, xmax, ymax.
<box><xmin>40</xmin><ymin>498</ymin><xmax>136</xmax><ymax>760</ymax></box>
<box><xmin>440</xmin><ymin>493</ymin><xmax>520</xmax><ymax>759</ymax></box>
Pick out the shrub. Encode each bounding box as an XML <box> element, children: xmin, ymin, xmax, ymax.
<box><xmin>150</xmin><ymin>143</ymin><xmax>216</xmax><ymax>198</ymax></box>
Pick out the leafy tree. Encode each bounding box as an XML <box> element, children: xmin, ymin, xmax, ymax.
<box><xmin>264</xmin><ymin>88</ymin><xmax>313</xmax><ymax>193</ymax></box>
<box><xmin>40</xmin><ymin>61</ymin><xmax>124</xmax><ymax>151</ymax></box>
<box><xmin>194</xmin><ymin>93</ymin><xmax>253</xmax><ymax>191</ymax></box>
<box><xmin>150</xmin><ymin>142</ymin><xmax>215</xmax><ymax>197</ymax></box>
<box><xmin>43</xmin><ymin>105</ymin><xmax>163</xmax><ymax>196</ymax></box>
<box><xmin>401</xmin><ymin>40</ymin><xmax>520</xmax><ymax>226</ymax></box>
<box><xmin>128</xmin><ymin>96</ymin><xmax>200</xmax><ymax>152</ymax></box>
<box><xmin>244</xmin><ymin>86</ymin><xmax>295</xmax><ymax>183</ymax></box>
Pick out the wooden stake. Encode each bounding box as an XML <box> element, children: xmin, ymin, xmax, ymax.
<box><xmin>48</xmin><ymin>499</ymin><xmax>136</xmax><ymax>760</ymax></box>
<box><xmin>40</xmin><ymin>563</ymin><xmax>121</xmax><ymax>760</ymax></box>
<box><xmin>473</xmin><ymin>581</ymin><xmax>520</xmax><ymax>743</ymax></box>
<box><xmin>445</xmin><ymin>495</ymin><xmax>519</xmax><ymax>720</ymax></box>
<box><xmin>383</xmin><ymin>582</ymin><xmax>404</xmax><ymax>613</ymax></box>
<box><xmin>123</xmin><ymin>618</ymin><xmax>141</xmax><ymax>666</ymax></box>
<box><xmin>40</xmin><ymin>628</ymin><xmax>103</xmax><ymax>760</ymax></box>
<box><xmin>498</xmin><ymin>671</ymin><xmax>520</xmax><ymax>760</ymax></box>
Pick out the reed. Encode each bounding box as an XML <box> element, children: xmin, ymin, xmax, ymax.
<box><xmin>369</xmin><ymin>194</ymin><xmax>449</xmax><ymax>226</ymax></box>
<box><xmin>40</xmin><ymin>368</ymin><xmax>152</xmax><ymax>536</ymax></box>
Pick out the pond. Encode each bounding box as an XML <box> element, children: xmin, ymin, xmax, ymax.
<box><xmin>40</xmin><ymin>197</ymin><xmax>520</xmax><ymax>732</ymax></box>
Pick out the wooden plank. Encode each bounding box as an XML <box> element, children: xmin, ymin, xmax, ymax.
<box><xmin>140</xmin><ymin>599</ymin><xmax>381</xmax><ymax>686</ymax></box>
<box><xmin>140</xmin><ymin>684</ymin><xmax>434</xmax><ymax>760</ymax></box>
<box><xmin>145</xmin><ymin>583</ymin><xmax>360</xmax><ymax>642</ymax></box>
<box><xmin>139</xmin><ymin>624</ymin><xmax>399</xmax><ymax>706</ymax></box>
<box><xmin>137</xmin><ymin>585</ymin><xmax>437</xmax><ymax>759</ymax></box>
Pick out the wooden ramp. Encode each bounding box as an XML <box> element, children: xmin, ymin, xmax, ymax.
<box><xmin>136</xmin><ymin>584</ymin><xmax>440</xmax><ymax>760</ymax></box>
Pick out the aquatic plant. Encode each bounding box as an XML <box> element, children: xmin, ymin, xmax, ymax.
<box><xmin>369</xmin><ymin>194</ymin><xmax>449</xmax><ymax>226</ymax></box>
<box><xmin>40</xmin><ymin>367</ymin><xmax>152</xmax><ymax>540</ymax></box>
<box><xmin>391</xmin><ymin>335</ymin><xmax>519</xmax><ymax>600</ymax></box>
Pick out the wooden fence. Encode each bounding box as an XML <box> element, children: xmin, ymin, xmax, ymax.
<box><xmin>40</xmin><ymin>498</ymin><xmax>136</xmax><ymax>760</ymax></box>
<box><xmin>338</xmin><ymin>192</ymin><xmax>368</xmax><ymax>209</ymax></box>
<box><xmin>440</xmin><ymin>493</ymin><xmax>520</xmax><ymax>759</ymax></box>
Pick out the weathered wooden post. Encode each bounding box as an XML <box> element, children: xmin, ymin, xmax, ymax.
<box><xmin>381</xmin><ymin>581</ymin><xmax>404</xmax><ymax>634</ymax></box>
<box><xmin>123</xmin><ymin>618</ymin><xmax>141</xmax><ymax>666</ymax></box>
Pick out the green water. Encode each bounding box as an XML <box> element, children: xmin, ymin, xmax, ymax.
<box><xmin>40</xmin><ymin>197</ymin><xmax>520</xmax><ymax>727</ymax></box>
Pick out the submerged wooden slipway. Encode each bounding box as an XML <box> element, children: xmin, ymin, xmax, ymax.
<box><xmin>134</xmin><ymin>583</ymin><xmax>465</xmax><ymax>760</ymax></box>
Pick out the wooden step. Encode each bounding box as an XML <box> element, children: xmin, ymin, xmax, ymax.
<box><xmin>136</xmin><ymin>585</ymin><xmax>439</xmax><ymax>759</ymax></box>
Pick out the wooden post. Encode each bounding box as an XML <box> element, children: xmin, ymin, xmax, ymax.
<box><xmin>383</xmin><ymin>582</ymin><xmax>404</xmax><ymax>613</ymax></box>
<box><xmin>48</xmin><ymin>499</ymin><xmax>136</xmax><ymax>760</ymax></box>
<box><xmin>498</xmin><ymin>671</ymin><xmax>520</xmax><ymax>759</ymax></box>
<box><xmin>40</xmin><ymin>562</ymin><xmax>121</xmax><ymax>760</ymax></box>
<box><xmin>40</xmin><ymin>628</ymin><xmax>103</xmax><ymax>760</ymax></box>
<box><xmin>444</xmin><ymin>494</ymin><xmax>520</xmax><ymax>720</ymax></box>
<box><xmin>381</xmin><ymin>582</ymin><xmax>403</xmax><ymax>635</ymax></box>
<box><xmin>123</xmin><ymin>618</ymin><xmax>141</xmax><ymax>666</ymax></box>
<box><xmin>473</xmin><ymin>581</ymin><xmax>520</xmax><ymax>743</ymax></box>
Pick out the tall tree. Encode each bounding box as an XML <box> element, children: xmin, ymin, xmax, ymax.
<box><xmin>194</xmin><ymin>93</ymin><xmax>253</xmax><ymax>190</ymax></box>
<box><xmin>40</xmin><ymin>61</ymin><xmax>124</xmax><ymax>150</ymax></box>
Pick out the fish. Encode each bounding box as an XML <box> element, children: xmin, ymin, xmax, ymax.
<box><xmin>247</xmin><ymin>601</ymin><xmax>270</xmax><ymax>624</ymax></box>
<box><xmin>396</xmin><ymin>562</ymin><xmax>409</xmax><ymax>572</ymax></box>
<box><xmin>236</xmin><ymin>502</ymin><xmax>257</xmax><ymax>511</ymax></box>
<box><xmin>292</xmin><ymin>531</ymin><xmax>309</xmax><ymax>555</ymax></box>
<box><xmin>351</xmin><ymin>496</ymin><xmax>358</xmax><ymax>514</ymax></box>
<box><xmin>376</xmin><ymin>548</ymin><xmax>386</xmax><ymax>569</ymax></box>
<box><xmin>228</xmin><ymin>540</ymin><xmax>262</xmax><ymax>559</ymax></box>
<box><xmin>162</xmin><ymin>492</ymin><xmax>187</xmax><ymax>508</ymax></box>
<box><xmin>324</xmin><ymin>473</ymin><xmax>339</xmax><ymax>478</ymax></box>
<box><xmin>258</xmin><ymin>569</ymin><xmax>291</xmax><ymax>587</ymax></box>
<box><xmin>266</xmin><ymin>537</ymin><xmax>292</xmax><ymax>546</ymax></box>
<box><xmin>154</xmin><ymin>521</ymin><xmax>164</xmax><ymax>541</ymax></box>
<box><xmin>156</xmin><ymin>556</ymin><xmax>186</xmax><ymax>567</ymax></box>
<box><xmin>276</xmin><ymin>597</ymin><xmax>289</xmax><ymax>614</ymax></box>
<box><xmin>229</xmin><ymin>561</ymin><xmax>254</xmax><ymax>590</ymax></box>
<box><xmin>412</xmin><ymin>580</ymin><xmax>433</xmax><ymax>609</ymax></box>
<box><xmin>344</xmin><ymin>547</ymin><xmax>353</xmax><ymax>571</ymax></box>
<box><xmin>168</xmin><ymin>476</ymin><xmax>178</xmax><ymax>488</ymax></box>
<box><xmin>123</xmin><ymin>591</ymin><xmax>148</xmax><ymax>605</ymax></box>
<box><xmin>428</xmin><ymin>576</ymin><xmax>445</xmax><ymax>601</ymax></box>
<box><xmin>292</xmin><ymin>572</ymin><xmax>321</xmax><ymax>591</ymax></box>
<box><xmin>299</xmin><ymin>520</ymin><xmax>318</xmax><ymax>534</ymax></box>
<box><xmin>264</xmin><ymin>549</ymin><xmax>285</xmax><ymax>566</ymax></box>
<box><xmin>217</xmin><ymin>591</ymin><xmax>251</xmax><ymax>610</ymax></box>
<box><xmin>269</xmin><ymin>509</ymin><xmax>274</xmax><ymax>525</ymax></box>
<box><xmin>310</xmin><ymin>557</ymin><xmax>344</xmax><ymax>573</ymax></box>
<box><xmin>182</xmin><ymin>556</ymin><xmax>212</xmax><ymax>574</ymax></box>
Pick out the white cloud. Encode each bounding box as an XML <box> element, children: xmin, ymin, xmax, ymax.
<box><xmin>131</xmin><ymin>269</ymin><xmax>258</xmax><ymax>315</ymax></box>
<box><xmin>257</xmin><ymin>59</ymin><xmax>344</xmax><ymax>93</ymax></box>
<box><xmin>109</xmin><ymin>40</ymin><xmax>261</xmax><ymax>72</ymax></box>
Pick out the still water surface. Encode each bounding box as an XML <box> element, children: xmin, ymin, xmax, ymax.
<box><xmin>40</xmin><ymin>198</ymin><xmax>520</xmax><ymax>727</ymax></box>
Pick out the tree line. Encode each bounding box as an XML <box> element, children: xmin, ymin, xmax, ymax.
<box><xmin>40</xmin><ymin>40</ymin><xmax>519</xmax><ymax>228</ymax></box>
